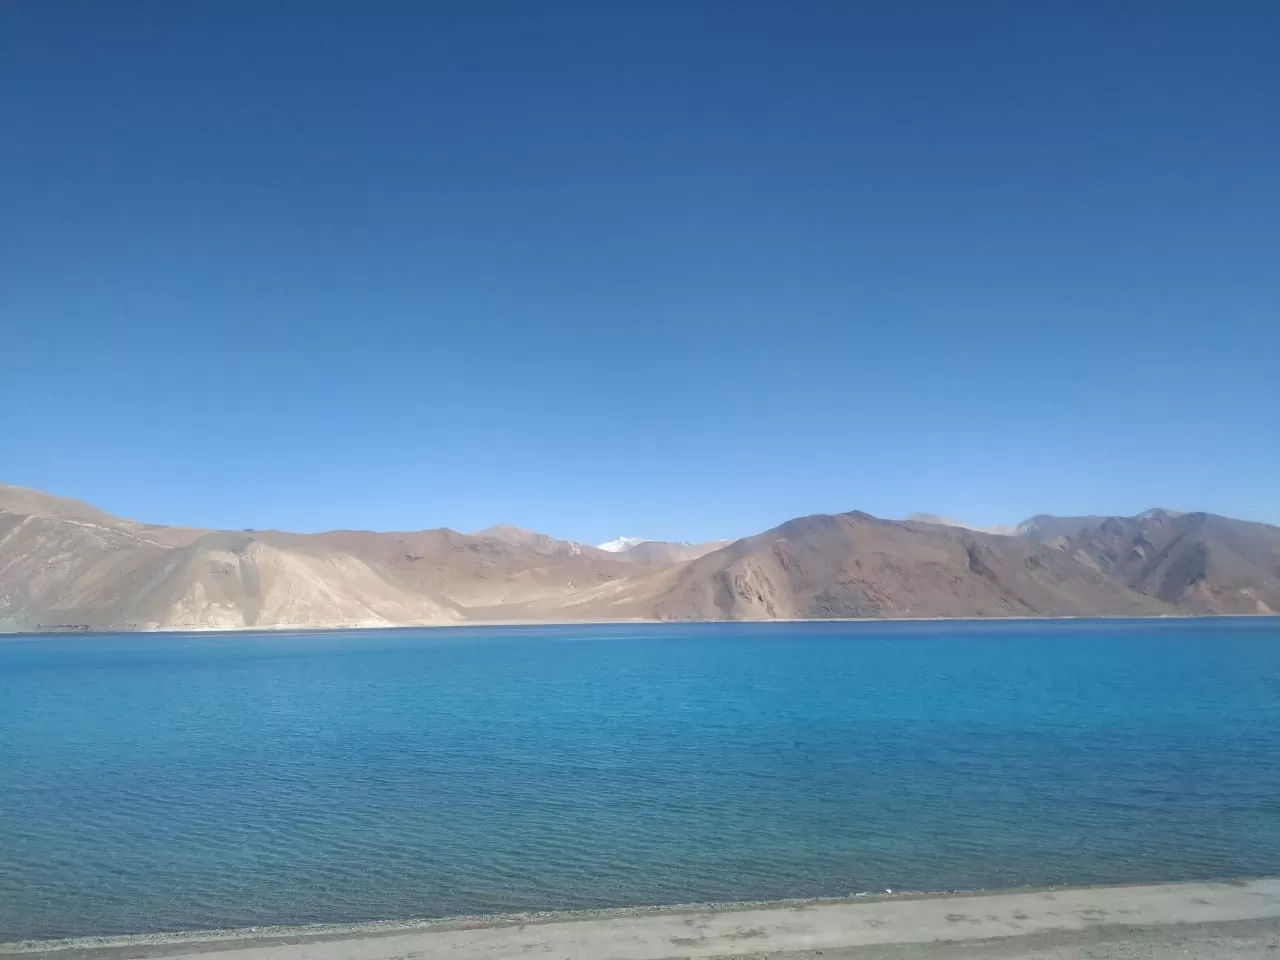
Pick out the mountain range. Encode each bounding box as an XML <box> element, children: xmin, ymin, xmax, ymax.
<box><xmin>1</xmin><ymin>484</ymin><xmax>1276</xmax><ymax>633</ymax></box>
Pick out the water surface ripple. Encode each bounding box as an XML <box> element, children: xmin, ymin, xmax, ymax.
<box><xmin>2</xmin><ymin>619</ymin><xmax>1279</xmax><ymax>940</ymax></box>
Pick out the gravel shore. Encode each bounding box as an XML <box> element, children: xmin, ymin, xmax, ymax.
<box><xmin>4</xmin><ymin>877</ymin><xmax>1278</xmax><ymax>960</ymax></box>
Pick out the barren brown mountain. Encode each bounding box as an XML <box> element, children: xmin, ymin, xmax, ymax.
<box><xmin>1019</xmin><ymin>509</ymin><xmax>1280</xmax><ymax>614</ymax></box>
<box><xmin>2</xmin><ymin>483</ymin><xmax>1277</xmax><ymax>632</ymax></box>
<box><xmin>513</xmin><ymin>511</ymin><xmax>1174</xmax><ymax>622</ymax></box>
<box><xmin>609</xmin><ymin>539</ymin><xmax>733</xmax><ymax>565</ymax></box>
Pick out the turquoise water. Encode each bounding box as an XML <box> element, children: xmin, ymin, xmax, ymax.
<box><xmin>2</xmin><ymin>619</ymin><xmax>1279</xmax><ymax>941</ymax></box>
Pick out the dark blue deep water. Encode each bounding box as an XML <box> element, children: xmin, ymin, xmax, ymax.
<box><xmin>2</xmin><ymin>619</ymin><xmax>1279</xmax><ymax>940</ymax></box>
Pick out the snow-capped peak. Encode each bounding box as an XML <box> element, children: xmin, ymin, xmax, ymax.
<box><xmin>597</xmin><ymin>536</ymin><xmax>649</xmax><ymax>553</ymax></box>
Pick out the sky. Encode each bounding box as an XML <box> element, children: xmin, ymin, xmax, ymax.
<box><xmin>2</xmin><ymin>1</ymin><xmax>1277</xmax><ymax>543</ymax></box>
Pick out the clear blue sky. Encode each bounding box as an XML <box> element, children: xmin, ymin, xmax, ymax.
<box><xmin>2</xmin><ymin>2</ymin><xmax>1277</xmax><ymax>542</ymax></box>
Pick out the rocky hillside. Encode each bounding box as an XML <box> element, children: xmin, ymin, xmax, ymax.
<box><xmin>610</xmin><ymin>539</ymin><xmax>733</xmax><ymax>565</ymax></box>
<box><xmin>2</xmin><ymin>484</ymin><xmax>1277</xmax><ymax>631</ymax></box>
<box><xmin>520</xmin><ymin>511</ymin><xmax>1175</xmax><ymax>622</ymax></box>
<box><xmin>1019</xmin><ymin>509</ymin><xmax>1280</xmax><ymax>614</ymax></box>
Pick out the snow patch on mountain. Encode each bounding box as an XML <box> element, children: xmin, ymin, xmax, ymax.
<box><xmin>598</xmin><ymin>536</ymin><xmax>649</xmax><ymax>553</ymax></box>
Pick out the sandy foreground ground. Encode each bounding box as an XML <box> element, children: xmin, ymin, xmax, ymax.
<box><xmin>4</xmin><ymin>878</ymin><xmax>1279</xmax><ymax>960</ymax></box>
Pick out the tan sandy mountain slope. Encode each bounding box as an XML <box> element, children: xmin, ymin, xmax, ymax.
<box><xmin>0</xmin><ymin>487</ymin><xmax>462</xmax><ymax>631</ymax></box>
<box><xmin>298</xmin><ymin>527</ymin><xmax>637</xmax><ymax>607</ymax></box>
<box><xmin>0</xmin><ymin>485</ymin><xmax>635</xmax><ymax>630</ymax></box>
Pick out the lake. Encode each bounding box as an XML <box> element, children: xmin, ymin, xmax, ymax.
<box><xmin>2</xmin><ymin>619</ymin><xmax>1278</xmax><ymax>941</ymax></box>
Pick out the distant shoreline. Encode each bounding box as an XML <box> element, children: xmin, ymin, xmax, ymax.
<box><xmin>5</xmin><ymin>876</ymin><xmax>1278</xmax><ymax>959</ymax></box>
<box><xmin>7</xmin><ymin>611</ymin><xmax>1280</xmax><ymax>639</ymax></box>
